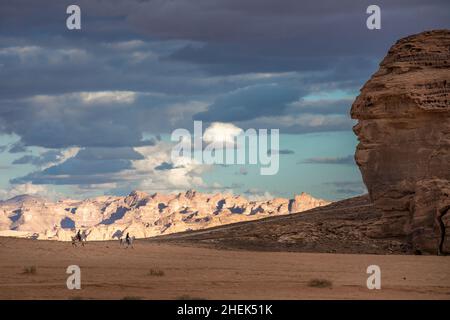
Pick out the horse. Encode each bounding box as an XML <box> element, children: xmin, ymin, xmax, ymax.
<box><xmin>71</xmin><ymin>231</ymin><xmax>87</xmax><ymax>247</ymax></box>
<box><xmin>119</xmin><ymin>236</ymin><xmax>135</xmax><ymax>248</ymax></box>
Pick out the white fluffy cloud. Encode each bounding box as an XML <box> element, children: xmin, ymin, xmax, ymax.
<box><xmin>203</xmin><ymin>122</ymin><xmax>243</xmax><ymax>148</ymax></box>
<box><xmin>127</xmin><ymin>141</ymin><xmax>211</xmax><ymax>192</ymax></box>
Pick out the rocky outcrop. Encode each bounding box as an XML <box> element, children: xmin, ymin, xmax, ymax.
<box><xmin>0</xmin><ymin>190</ymin><xmax>329</xmax><ymax>241</ymax></box>
<box><xmin>351</xmin><ymin>30</ymin><xmax>450</xmax><ymax>254</ymax></box>
<box><xmin>290</xmin><ymin>192</ymin><xmax>329</xmax><ymax>213</ymax></box>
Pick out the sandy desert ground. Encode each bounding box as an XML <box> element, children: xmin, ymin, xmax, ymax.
<box><xmin>0</xmin><ymin>237</ymin><xmax>449</xmax><ymax>300</ymax></box>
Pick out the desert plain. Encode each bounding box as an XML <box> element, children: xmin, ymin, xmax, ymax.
<box><xmin>0</xmin><ymin>237</ymin><xmax>449</xmax><ymax>300</ymax></box>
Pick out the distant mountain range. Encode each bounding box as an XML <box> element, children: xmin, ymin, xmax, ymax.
<box><xmin>0</xmin><ymin>190</ymin><xmax>330</xmax><ymax>241</ymax></box>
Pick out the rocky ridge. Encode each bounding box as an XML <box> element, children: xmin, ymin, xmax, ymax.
<box><xmin>0</xmin><ymin>190</ymin><xmax>329</xmax><ymax>241</ymax></box>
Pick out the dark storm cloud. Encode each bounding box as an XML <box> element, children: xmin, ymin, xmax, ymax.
<box><xmin>0</xmin><ymin>95</ymin><xmax>162</xmax><ymax>148</ymax></box>
<box><xmin>9</xmin><ymin>147</ymin><xmax>150</xmax><ymax>185</ymax></box>
<box><xmin>300</xmin><ymin>155</ymin><xmax>355</xmax><ymax>165</ymax></box>
<box><xmin>268</xmin><ymin>149</ymin><xmax>295</xmax><ymax>155</ymax></box>
<box><xmin>237</xmin><ymin>114</ymin><xmax>355</xmax><ymax>134</ymax></box>
<box><xmin>0</xmin><ymin>37</ymin><xmax>206</xmax><ymax>100</ymax></box>
<box><xmin>1</xmin><ymin>0</ymin><xmax>448</xmax><ymax>85</ymax></box>
<box><xmin>3</xmin><ymin>0</ymin><xmax>448</xmax><ymax>44</ymax></box>
<box><xmin>44</xmin><ymin>157</ymin><xmax>130</xmax><ymax>175</ymax></box>
<box><xmin>12</xmin><ymin>147</ymin><xmax>144</xmax><ymax>166</ymax></box>
<box><xmin>76</xmin><ymin>147</ymin><xmax>144</xmax><ymax>161</ymax></box>
<box><xmin>0</xmin><ymin>0</ymin><xmax>135</xmax><ymax>40</ymax></box>
<box><xmin>11</xmin><ymin>172</ymin><xmax>119</xmax><ymax>185</ymax></box>
<box><xmin>154</xmin><ymin>162</ymin><xmax>175</xmax><ymax>171</ymax></box>
<box><xmin>8</xmin><ymin>141</ymin><xmax>28</xmax><ymax>153</ymax></box>
<box><xmin>168</xmin><ymin>43</ymin><xmax>342</xmax><ymax>75</ymax></box>
<box><xmin>12</xmin><ymin>155</ymin><xmax>37</xmax><ymax>165</ymax></box>
<box><xmin>1</xmin><ymin>0</ymin><xmax>449</xmax><ymax>190</ymax></box>
<box><xmin>159</xmin><ymin>0</ymin><xmax>450</xmax><ymax>74</ymax></box>
<box><xmin>154</xmin><ymin>161</ymin><xmax>186</xmax><ymax>171</ymax></box>
<box><xmin>194</xmin><ymin>84</ymin><xmax>301</xmax><ymax>122</ymax></box>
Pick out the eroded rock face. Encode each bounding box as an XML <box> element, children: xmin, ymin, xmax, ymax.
<box><xmin>351</xmin><ymin>30</ymin><xmax>450</xmax><ymax>254</ymax></box>
<box><xmin>0</xmin><ymin>190</ymin><xmax>329</xmax><ymax>241</ymax></box>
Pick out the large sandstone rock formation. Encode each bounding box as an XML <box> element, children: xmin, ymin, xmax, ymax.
<box><xmin>351</xmin><ymin>30</ymin><xmax>450</xmax><ymax>255</ymax></box>
<box><xmin>0</xmin><ymin>190</ymin><xmax>329</xmax><ymax>241</ymax></box>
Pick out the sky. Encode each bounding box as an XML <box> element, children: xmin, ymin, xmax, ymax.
<box><xmin>0</xmin><ymin>0</ymin><xmax>449</xmax><ymax>201</ymax></box>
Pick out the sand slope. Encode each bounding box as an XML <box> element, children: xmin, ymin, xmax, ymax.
<box><xmin>150</xmin><ymin>195</ymin><xmax>414</xmax><ymax>254</ymax></box>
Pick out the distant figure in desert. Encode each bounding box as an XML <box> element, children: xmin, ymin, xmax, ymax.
<box><xmin>120</xmin><ymin>232</ymin><xmax>135</xmax><ymax>248</ymax></box>
<box><xmin>71</xmin><ymin>229</ymin><xmax>87</xmax><ymax>247</ymax></box>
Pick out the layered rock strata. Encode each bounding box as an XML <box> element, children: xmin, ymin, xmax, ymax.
<box><xmin>351</xmin><ymin>30</ymin><xmax>450</xmax><ymax>254</ymax></box>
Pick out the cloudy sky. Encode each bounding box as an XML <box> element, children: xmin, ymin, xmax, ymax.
<box><xmin>0</xmin><ymin>0</ymin><xmax>448</xmax><ymax>201</ymax></box>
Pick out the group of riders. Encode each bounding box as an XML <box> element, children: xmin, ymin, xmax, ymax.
<box><xmin>72</xmin><ymin>229</ymin><xmax>134</xmax><ymax>247</ymax></box>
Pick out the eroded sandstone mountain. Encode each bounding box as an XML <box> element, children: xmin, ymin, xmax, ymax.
<box><xmin>351</xmin><ymin>30</ymin><xmax>450</xmax><ymax>254</ymax></box>
<box><xmin>0</xmin><ymin>190</ymin><xmax>329</xmax><ymax>241</ymax></box>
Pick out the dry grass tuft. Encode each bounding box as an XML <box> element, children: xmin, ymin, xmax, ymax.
<box><xmin>147</xmin><ymin>268</ymin><xmax>165</xmax><ymax>277</ymax></box>
<box><xmin>176</xmin><ymin>294</ymin><xmax>207</xmax><ymax>300</ymax></box>
<box><xmin>307</xmin><ymin>278</ymin><xmax>332</xmax><ymax>288</ymax></box>
<box><xmin>22</xmin><ymin>265</ymin><xmax>37</xmax><ymax>275</ymax></box>
<box><xmin>122</xmin><ymin>296</ymin><xmax>143</xmax><ymax>300</ymax></box>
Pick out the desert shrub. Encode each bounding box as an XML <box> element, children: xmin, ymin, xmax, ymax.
<box><xmin>148</xmin><ymin>268</ymin><xmax>165</xmax><ymax>277</ymax></box>
<box><xmin>176</xmin><ymin>294</ymin><xmax>207</xmax><ymax>300</ymax></box>
<box><xmin>307</xmin><ymin>278</ymin><xmax>332</xmax><ymax>288</ymax></box>
<box><xmin>122</xmin><ymin>296</ymin><xmax>143</xmax><ymax>300</ymax></box>
<box><xmin>22</xmin><ymin>265</ymin><xmax>37</xmax><ymax>275</ymax></box>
